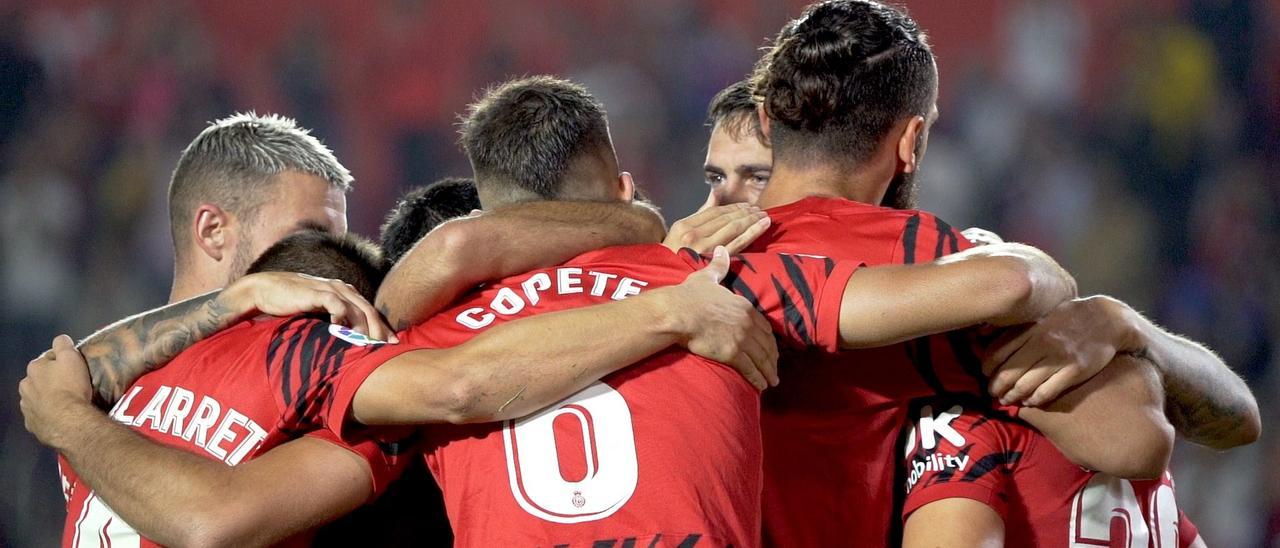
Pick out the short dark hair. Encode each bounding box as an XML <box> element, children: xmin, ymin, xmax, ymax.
<box><xmin>379</xmin><ymin>177</ymin><xmax>481</xmax><ymax>264</ymax></box>
<box><xmin>751</xmin><ymin>0</ymin><xmax>936</xmax><ymax>166</ymax></box>
<box><xmin>460</xmin><ymin>76</ymin><xmax>611</xmax><ymax>200</ymax></box>
<box><xmin>169</xmin><ymin>112</ymin><xmax>352</xmax><ymax>262</ymax></box>
<box><xmin>707</xmin><ymin>80</ymin><xmax>768</xmax><ymax>148</ymax></box>
<box><xmin>246</xmin><ymin>230</ymin><xmax>388</xmax><ymax>302</ymax></box>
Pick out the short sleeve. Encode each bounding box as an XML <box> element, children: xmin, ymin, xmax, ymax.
<box><xmin>264</xmin><ymin>317</ymin><xmax>417</xmax><ymax>434</ymax></box>
<box><xmin>321</xmin><ymin>341</ymin><xmax>422</xmax><ymax>437</ymax></box>
<box><xmin>901</xmin><ymin>399</ymin><xmax>1032</xmax><ymax>520</ymax></box>
<box><xmin>680</xmin><ymin>249</ymin><xmax>859</xmax><ymax>352</ymax></box>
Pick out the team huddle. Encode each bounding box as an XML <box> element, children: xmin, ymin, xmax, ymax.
<box><xmin>18</xmin><ymin>1</ymin><xmax>1261</xmax><ymax>547</ymax></box>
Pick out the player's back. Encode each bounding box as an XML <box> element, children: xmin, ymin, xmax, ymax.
<box><xmin>407</xmin><ymin>243</ymin><xmax>852</xmax><ymax>547</ymax></box>
<box><xmin>60</xmin><ymin>316</ymin><xmax>399</xmax><ymax>548</ymax></box>
<box><xmin>750</xmin><ymin>196</ymin><xmax>987</xmax><ymax>546</ymax></box>
<box><xmin>901</xmin><ymin>398</ymin><xmax>1201</xmax><ymax>548</ymax></box>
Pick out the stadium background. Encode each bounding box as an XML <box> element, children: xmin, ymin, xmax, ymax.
<box><xmin>0</xmin><ymin>0</ymin><xmax>1276</xmax><ymax>546</ymax></box>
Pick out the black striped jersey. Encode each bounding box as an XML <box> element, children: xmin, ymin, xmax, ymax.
<box><xmin>747</xmin><ymin>196</ymin><xmax>993</xmax><ymax>547</ymax></box>
<box><xmin>901</xmin><ymin>397</ymin><xmax>1200</xmax><ymax>547</ymax></box>
<box><xmin>59</xmin><ymin>316</ymin><xmax>410</xmax><ymax>548</ymax></box>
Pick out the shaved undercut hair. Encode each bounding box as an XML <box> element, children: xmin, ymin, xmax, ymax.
<box><xmin>168</xmin><ymin>112</ymin><xmax>353</xmax><ymax>263</ymax></box>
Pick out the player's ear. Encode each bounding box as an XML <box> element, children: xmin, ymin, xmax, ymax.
<box><xmin>757</xmin><ymin>104</ymin><xmax>772</xmax><ymax>140</ymax></box>
<box><xmin>897</xmin><ymin>115</ymin><xmax>926</xmax><ymax>174</ymax></box>
<box><xmin>618</xmin><ymin>171</ymin><xmax>636</xmax><ymax>202</ymax></box>
<box><xmin>192</xmin><ymin>203</ymin><xmax>232</xmax><ymax>261</ymax></box>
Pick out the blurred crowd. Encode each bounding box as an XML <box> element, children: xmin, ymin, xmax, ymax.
<box><xmin>1</xmin><ymin>0</ymin><xmax>1277</xmax><ymax>546</ymax></box>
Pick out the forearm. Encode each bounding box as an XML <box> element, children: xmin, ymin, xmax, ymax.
<box><xmin>376</xmin><ymin>200</ymin><xmax>666</xmax><ymax>330</ymax></box>
<box><xmin>357</xmin><ymin>289</ymin><xmax>683</xmax><ymax>425</ymax></box>
<box><xmin>1122</xmin><ymin>309</ymin><xmax>1261</xmax><ymax>449</ymax></box>
<box><xmin>78</xmin><ymin>289</ymin><xmax>245</xmax><ymax>405</ymax></box>
<box><xmin>56</xmin><ymin>406</ymin><xmax>371</xmax><ymax>547</ymax></box>
<box><xmin>839</xmin><ymin>250</ymin><xmax>1073</xmax><ymax>348</ymax></box>
<box><xmin>54</xmin><ymin>405</ymin><xmax>244</xmax><ymax>546</ymax></box>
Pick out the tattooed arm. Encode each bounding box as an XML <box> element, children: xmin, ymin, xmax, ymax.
<box><xmin>78</xmin><ymin>290</ymin><xmax>233</xmax><ymax>406</ymax></box>
<box><xmin>1124</xmin><ymin>310</ymin><xmax>1262</xmax><ymax>450</ymax></box>
<box><xmin>988</xmin><ymin>296</ymin><xmax>1260</xmax><ymax>451</ymax></box>
<box><xmin>78</xmin><ymin>272</ymin><xmax>393</xmax><ymax>406</ymax></box>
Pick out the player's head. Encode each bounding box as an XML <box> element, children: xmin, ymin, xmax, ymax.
<box><xmin>168</xmin><ymin>112</ymin><xmax>353</xmax><ymax>293</ymax></box>
<box><xmin>752</xmin><ymin>0</ymin><xmax>937</xmax><ymax>209</ymax></box>
<box><xmin>460</xmin><ymin>76</ymin><xmax>633</xmax><ymax>208</ymax></box>
<box><xmin>246</xmin><ymin>230</ymin><xmax>388</xmax><ymax>302</ymax></box>
<box><xmin>704</xmin><ymin>80</ymin><xmax>772</xmax><ymax>205</ymax></box>
<box><xmin>379</xmin><ymin>177</ymin><xmax>481</xmax><ymax>264</ymax></box>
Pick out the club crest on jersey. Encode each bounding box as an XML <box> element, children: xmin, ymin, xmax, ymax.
<box><xmin>572</xmin><ymin>490</ymin><xmax>586</xmax><ymax>508</ymax></box>
<box><xmin>328</xmin><ymin>324</ymin><xmax>385</xmax><ymax>346</ymax></box>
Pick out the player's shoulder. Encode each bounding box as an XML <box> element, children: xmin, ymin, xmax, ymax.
<box><xmin>903</xmin><ymin>396</ymin><xmax>1031</xmax><ymax>455</ymax></box>
<box><xmin>263</xmin><ymin>314</ymin><xmax>390</xmax><ymax>350</ymax></box>
<box><xmin>768</xmin><ymin>196</ymin><xmax>920</xmax><ymax>224</ymax></box>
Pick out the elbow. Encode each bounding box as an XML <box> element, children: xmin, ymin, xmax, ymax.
<box><xmin>420</xmin><ymin>220</ymin><xmax>476</xmax><ymax>279</ymax></box>
<box><xmin>1238</xmin><ymin>402</ymin><xmax>1263</xmax><ymax>447</ymax></box>
<box><xmin>986</xmin><ymin>251</ymin><xmax>1075</xmax><ymax>326</ymax></box>
<box><xmin>437</xmin><ymin>375</ymin><xmax>488</xmax><ymax>425</ymax></box>
<box><xmin>432</xmin><ymin>219</ymin><xmax>476</xmax><ymax>259</ymax></box>
<box><xmin>1203</xmin><ymin>397</ymin><xmax>1262</xmax><ymax>451</ymax></box>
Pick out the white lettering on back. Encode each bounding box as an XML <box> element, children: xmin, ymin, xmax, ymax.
<box><xmin>611</xmin><ymin>278</ymin><xmax>648</xmax><ymax>301</ymax></box>
<box><xmin>158</xmin><ymin>387</ymin><xmax>194</xmax><ymax>437</ymax></box>
<box><xmin>557</xmin><ymin>267</ymin><xmax>584</xmax><ymax>295</ymax></box>
<box><xmin>132</xmin><ymin>386</ymin><xmax>172</xmax><ymax>431</ymax></box>
<box><xmin>458</xmin><ymin>307</ymin><xmax>495</xmax><ymax>329</ymax></box>
<box><xmin>522</xmin><ymin>273</ymin><xmax>552</xmax><ymax>305</ymax></box>
<box><xmin>587</xmin><ymin>271</ymin><xmax>617</xmax><ymax>297</ymax></box>
<box><xmin>110</xmin><ymin>386</ymin><xmax>143</xmax><ymax>424</ymax></box>
<box><xmin>455</xmin><ymin>267</ymin><xmax>653</xmax><ymax>330</ymax></box>
<box><xmin>183</xmin><ymin>397</ymin><xmax>221</xmax><ymax>448</ymax></box>
<box><xmin>492</xmin><ymin>287</ymin><xmax>526</xmax><ymax>315</ymax></box>
<box><xmin>206</xmin><ymin>409</ymin><xmax>249</xmax><ymax>461</ymax></box>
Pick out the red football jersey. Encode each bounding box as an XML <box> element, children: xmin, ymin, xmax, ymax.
<box><xmin>900</xmin><ymin>398</ymin><xmax>1201</xmax><ymax>547</ymax></box>
<box><xmin>323</xmin><ymin>244</ymin><xmax>858</xmax><ymax>547</ymax></box>
<box><xmin>59</xmin><ymin>316</ymin><xmax>410</xmax><ymax>548</ymax></box>
<box><xmin>749</xmin><ymin>196</ymin><xmax>989</xmax><ymax>547</ymax></box>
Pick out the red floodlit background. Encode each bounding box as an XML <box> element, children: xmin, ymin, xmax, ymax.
<box><xmin>1</xmin><ymin>1</ymin><xmax>1277</xmax><ymax>546</ymax></box>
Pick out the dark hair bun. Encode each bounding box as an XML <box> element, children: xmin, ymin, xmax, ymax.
<box><xmin>763</xmin><ymin>2</ymin><xmax>900</xmax><ymax>132</ymax></box>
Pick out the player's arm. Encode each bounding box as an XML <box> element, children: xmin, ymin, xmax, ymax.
<box><xmin>903</xmin><ymin>499</ymin><xmax>1004</xmax><ymax>548</ymax></box>
<box><xmin>1019</xmin><ymin>354</ymin><xmax>1174</xmax><ymax>479</ymax></box>
<box><xmin>898</xmin><ymin>401</ymin><xmax>1017</xmax><ymax>548</ymax></box>
<box><xmin>71</xmin><ymin>272</ymin><xmax>393</xmax><ymax>405</ymax></box>
<box><xmin>22</xmin><ymin>336</ymin><xmax>373</xmax><ymax>548</ymax></box>
<box><xmin>352</xmin><ymin>247</ymin><xmax>779</xmax><ymax>425</ymax></box>
<box><xmin>986</xmin><ymin>296</ymin><xmax>1259</xmax><ymax>450</ymax></box>
<box><xmin>836</xmin><ymin>242</ymin><xmax>1077</xmax><ymax>349</ymax></box>
<box><xmin>1131</xmin><ymin>312</ymin><xmax>1261</xmax><ymax>449</ymax></box>
<box><xmin>376</xmin><ymin>200</ymin><xmax>668</xmax><ymax>330</ymax></box>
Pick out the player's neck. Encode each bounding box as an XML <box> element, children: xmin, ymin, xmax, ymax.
<box><xmin>169</xmin><ymin>268</ymin><xmax>222</xmax><ymax>304</ymax></box>
<box><xmin>757</xmin><ymin>163</ymin><xmax>887</xmax><ymax>209</ymax></box>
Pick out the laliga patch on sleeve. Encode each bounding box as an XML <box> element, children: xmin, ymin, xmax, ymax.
<box><xmin>328</xmin><ymin>324</ymin><xmax>386</xmax><ymax>347</ymax></box>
